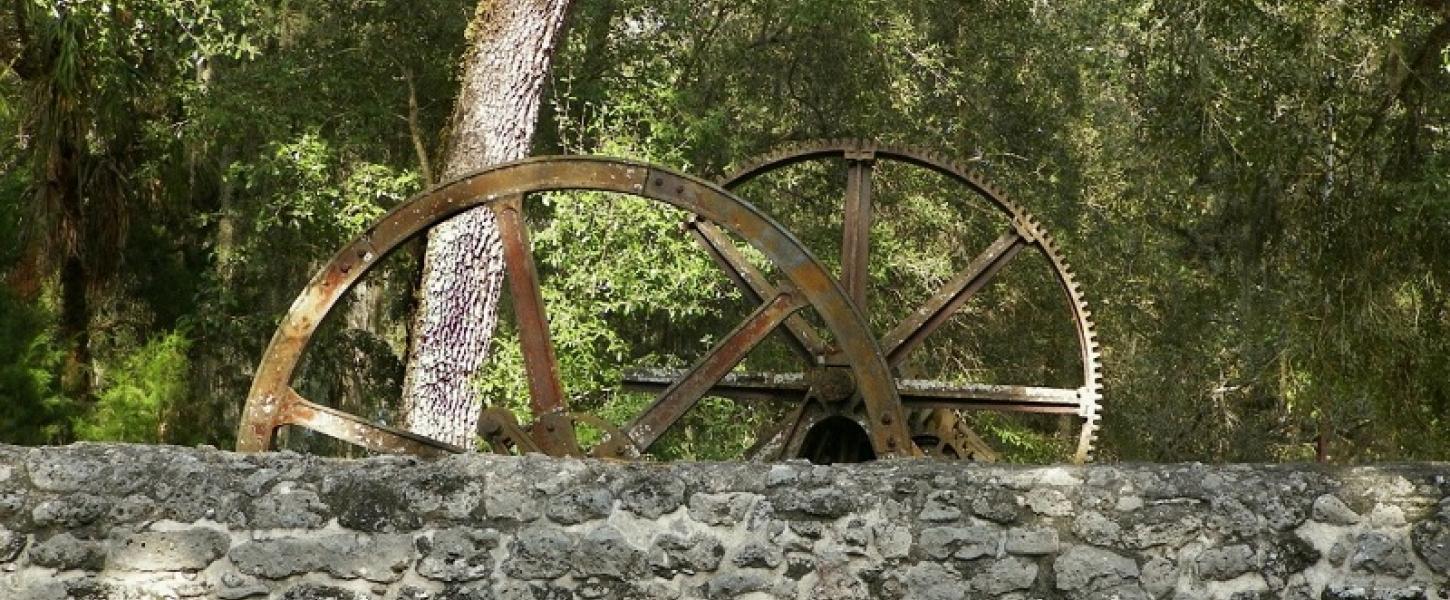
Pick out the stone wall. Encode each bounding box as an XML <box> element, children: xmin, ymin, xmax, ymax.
<box><xmin>0</xmin><ymin>444</ymin><xmax>1446</xmax><ymax>600</ymax></box>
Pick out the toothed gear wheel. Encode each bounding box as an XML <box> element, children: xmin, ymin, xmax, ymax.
<box><xmin>717</xmin><ymin>139</ymin><xmax>1103</xmax><ymax>463</ymax></box>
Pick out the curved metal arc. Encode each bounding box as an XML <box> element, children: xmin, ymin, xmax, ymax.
<box><xmin>238</xmin><ymin>156</ymin><xmax>912</xmax><ymax>457</ymax></box>
<box><xmin>721</xmin><ymin>140</ymin><xmax>1104</xmax><ymax>463</ymax></box>
<box><xmin>721</xmin><ymin>140</ymin><xmax>1022</xmax><ymax>219</ymax></box>
<box><xmin>1037</xmin><ymin>236</ymin><xmax>1103</xmax><ymax>462</ymax></box>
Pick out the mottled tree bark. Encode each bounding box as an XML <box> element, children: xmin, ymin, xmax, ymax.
<box><xmin>400</xmin><ymin>0</ymin><xmax>572</xmax><ymax>448</ymax></box>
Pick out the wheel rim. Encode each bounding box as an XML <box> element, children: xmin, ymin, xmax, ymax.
<box><xmin>235</xmin><ymin>156</ymin><xmax>914</xmax><ymax>459</ymax></box>
<box><xmin>625</xmin><ymin>140</ymin><xmax>1103</xmax><ymax>463</ymax></box>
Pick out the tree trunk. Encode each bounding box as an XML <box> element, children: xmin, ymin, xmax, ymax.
<box><xmin>53</xmin><ymin>124</ymin><xmax>91</xmax><ymax>401</ymax></box>
<box><xmin>400</xmin><ymin>0</ymin><xmax>572</xmax><ymax>448</ymax></box>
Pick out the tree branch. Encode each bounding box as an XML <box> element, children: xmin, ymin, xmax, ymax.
<box><xmin>402</xmin><ymin>66</ymin><xmax>434</xmax><ymax>186</ymax></box>
<box><xmin>1360</xmin><ymin>12</ymin><xmax>1450</xmax><ymax>142</ymax></box>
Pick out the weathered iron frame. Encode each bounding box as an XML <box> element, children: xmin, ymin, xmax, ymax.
<box><xmin>623</xmin><ymin>140</ymin><xmax>1104</xmax><ymax>462</ymax></box>
<box><xmin>234</xmin><ymin>157</ymin><xmax>917</xmax><ymax>458</ymax></box>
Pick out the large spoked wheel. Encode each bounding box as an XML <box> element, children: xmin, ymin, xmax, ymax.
<box><xmin>624</xmin><ymin>140</ymin><xmax>1103</xmax><ymax>463</ymax></box>
<box><xmin>235</xmin><ymin>157</ymin><xmax>914</xmax><ymax>459</ymax></box>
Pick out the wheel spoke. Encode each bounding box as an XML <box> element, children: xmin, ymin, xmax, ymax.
<box><xmin>624</xmin><ymin>291</ymin><xmax>808</xmax><ymax>451</ymax></box>
<box><xmin>495</xmin><ymin>195</ymin><xmax>581</xmax><ymax>456</ymax></box>
<box><xmin>882</xmin><ymin>230</ymin><xmax>1025</xmax><ymax>367</ymax></box>
<box><xmin>278</xmin><ymin>387</ymin><xmax>464</xmax><ymax>456</ymax></box>
<box><xmin>621</xmin><ymin>368</ymin><xmax>810</xmax><ymax>402</ymax></box>
<box><xmin>841</xmin><ymin>151</ymin><xmax>875</xmax><ymax>309</ymax></box>
<box><xmin>896</xmin><ymin>380</ymin><xmax>1085</xmax><ymax>415</ymax></box>
<box><xmin>684</xmin><ymin>217</ymin><xmax>830</xmax><ymax>360</ymax></box>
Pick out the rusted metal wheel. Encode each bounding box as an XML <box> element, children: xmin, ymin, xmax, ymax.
<box><xmin>234</xmin><ymin>157</ymin><xmax>915</xmax><ymax>459</ymax></box>
<box><xmin>623</xmin><ymin>140</ymin><xmax>1103</xmax><ymax>463</ymax></box>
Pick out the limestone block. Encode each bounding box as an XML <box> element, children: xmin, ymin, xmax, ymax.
<box><xmin>107</xmin><ymin>527</ymin><xmax>230</xmax><ymax>571</ymax></box>
<box><xmin>1055</xmin><ymin>545</ymin><xmax>1140</xmax><ymax>592</ymax></box>
<box><xmin>417</xmin><ymin>527</ymin><xmax>499</xmax><ymax>582</ymax></box>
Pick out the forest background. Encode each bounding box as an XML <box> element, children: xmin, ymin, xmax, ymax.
<box><xmin>1</xmin><ymin>0</ymin><xmax>1447</xmax><ymax>462</ymax></box>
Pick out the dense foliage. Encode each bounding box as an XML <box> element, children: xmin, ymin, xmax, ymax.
<box><xmin>1</xmin><ymin>0</ymin><xmax>1446</xmax><ymax>461</ymax></box>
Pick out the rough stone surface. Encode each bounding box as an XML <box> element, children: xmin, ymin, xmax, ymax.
<box><xmin>1054</xmin><ymin>545</ymin><xmax>1140</xmax><ymax>592</ymax></box>
<box><xmin>107</xmin><ymin>527</ymin><xmax>230</xmax><ymax>571</ymax></box>
<box><xmin>688</xmin><ymin>491</ymin><xmax>756</xmax><ymax>526</ymax></box>
<box><xmin>502</xmin><ymin>524</ymin><xmax>574</xmax><ymax>580</ymax></box>
<box><xmin>1027</xmin><ymin>488</ymin><xmax>1075</xmax><ymax>517</ymax></box>
<box><xmin>1121</xmin><ymin>504</ymin><xmax>1202</xmax><ymax>549</ymax></box>
<box><xmin>1074</xmin><ymin>510</ymin><xmax>1124</xmax><ymax>546</ymax></box>
<box><xmin>31</xmin><ymin>494</ymin><xmax>108</xmax><ymax>528</ymax></box>
<box><xmin>618</xmin><ymin>471</ymin><xmax>686</xmax><ymax>519</ymax></box>
<box><xmin>0</xmin><ymin>443</ymin><xmax>1444</xmax><ymax>600</ymax></box>
<box><xmin>649</xmin><ymin>532</ymin><xmax>725</xmax><ymax>579</ymax></box>
<box><xmin>973</xmin><ymin>556</ymin><xmax>1039</xmax><ymax>594</ymax></box>
<box><xmin>574</xmin><ymin>525</ymin><xmax>645</xmax><ymax>578</ymax></box>
<box><xmin>545</xmin><ymin>485</ymin><xmax>613</xmax><ymax>524</ymax></box>
<box><xmin>28</xmin><ymin>533</ymin><xmax>106</xmax><ymax>570</ymax></box>
<box><xmin>1195</xmin><ymin>544</ymin><xmax>1256</xmax><ymax>580</ymax></box>
<box><xmin>248</xmin><ymin>487</ymin><xmax>328</xmax><ymax>529</ymax></box>
<box><xmin>228</xmin><ymin>532</ymin><xmax>412</xmax><ymax>582</ymax></box>
<box><xmin>904</xmin><ymin>561</ymin><xmax>969</xmax><ymax>600</ymax></box>
<box><xmin>1140</xmin><ymin>556</ymin><xmax>1178</xmax><ymax>597</ymax></box>
<box><xmin>417</xmin><ymin>527</ymin><xmax>498</xmax><ymax>582</ymax></box>
<box><xmin>919</xmin><ymin>524</ymin><xmax>1000</xmax><ymax>560</ymax></box>
<box><xmin>276</xmin><ymin>582</ymin><xmax>364</xmax><ymax>600</ymax></box>
<box><xmin>970</xmin><ymin>488</ymin><xmax>1022</xmax><ymax>524</ymax></box>
<box><xmin>731</xmin><ymin>540</ymin><xmax>783</xmax><ymax>569</ymax></box>
<box><xmin>920</xmin><ymin>490</ymin><xmax>963</xmax><ymax>522</ymax></box>
<box><xmin>1412</xmin><ymin>501</ymin><xmax>1450</xmax><ymax>577</ymax></box>
<box><xmin>1350</xmin><ymin>532</ymin><xmax>1415</xmax><ymax>577</ymax></box>
<box><xmin>798</xmin><ymin>486</ymin><xmax>855</xmax><ymax>517</ymax></box>
<box><xmin>1006</xmin><ymin>527</ymin><xmax>1060</xmax><ymax>555</ymax></box>
<box><xmin>0</xmin><ymin>527</ymin><xmax>26</xmax><ymax>563</ymax></box>
<box><xmin>1314</xmin><ymin>494</ymin><xmax>1362</xmax><ymax>525</ymax></box>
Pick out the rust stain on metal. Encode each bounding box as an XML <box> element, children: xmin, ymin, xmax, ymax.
<box><xmin>719</xmin><ymin>140</ymin><xmax>1104</xmax><ymax>463</ymax></box>
<box><xmin>238</xmin><ymin>145</ymin><xmax>1100</xmax><ymax>464</ymax></box>
<box><xmin>237</xmin><ymin>156</ymin><xmax>908</xmax><ymax>461</ymax></box>
<box><xmin>495</xmin><ymin>194</ymin><xmax>581</xmax><ymax>457</ymax></box>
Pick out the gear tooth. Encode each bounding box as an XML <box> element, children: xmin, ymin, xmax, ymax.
<box><xmin>727</xmin><ymin>138</ymin><xmax>1106</xmax><ymax>465</ymax></box>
